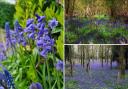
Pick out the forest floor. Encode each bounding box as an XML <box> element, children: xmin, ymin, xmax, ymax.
<box><xmin>65</xmin><ymin>60</ymin><xmax>128</xmax><ymax>89</ymax></box>
<box><xmin>65</xmin><ymin>18</ymin><xmax>128</xmax><ymax>44</ymax></box>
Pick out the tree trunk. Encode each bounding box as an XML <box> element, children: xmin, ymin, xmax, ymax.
<box><xmin>119</xmin><ymin>46</ymin><xmax>125</xmax><ymax>79</ymax></box>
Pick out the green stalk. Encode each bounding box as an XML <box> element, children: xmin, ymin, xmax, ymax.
<box><xmin>43</xmin><ymin>61</ymin><xmax>47</xmax><ymax>89</ymax></box>
<box><xmin>46</xmin><ymin>60</ymin><xmax>52</xmax><ymax>89</ymax></box>
<box><xmin>30</xmin><ymin>55</ymin><xmax>40</xmax><ymax>81</ymax></box>
<box><xmin>56</xmin><ymin>70</ymin><xmax>61</xmax><ymax>89</ymax></box>
<box><xmin>52</xmin><ymin>80</ymin><xmax>57</xmax><ymax>89</ymax></box>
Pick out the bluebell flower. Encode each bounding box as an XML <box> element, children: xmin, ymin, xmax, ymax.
<box><xmin>36</xmin><ymin>23</ymin><xmax>42</xmax><ymax>29</ymax></box>
<box><xmin>5</xmin><ymin>22</ymin><xmax>13</xmax><ymax>48</ymax></box>
<box><xmin>0</xmin><ymin>43</ymin><xmax>5</xmax><ymax>52</ymax></box>
<box><xmin>35</xmin><ymin>14</ymin><xmax>45</xmax><ymax>23</ymax></box>
<box><xmin>26</xmin><ymin>19</ymin><xmax>34</xmax><ymax>27</ymax></box>
<box><xmin>28</xmin><ymin>33</ymin><xmax>35</xmax><ymax>39</ymax></box>
<box><xmin>14</xmin><ymin>20</ymin><xmax>22</xmax><ymax>33</ymax></box>
<box><xmin>37</xmin><ymin>35</ymin><xmax>54</xmax><ymax>58</ymax></box>
<box><xmin>48</xmin><ymin>18</ymin><xmax>58</xmax><ymax>29</ymax></box>
<box><xmin>36</xmin><ymin>39</ymin><xmax>43</xmax><ymax>47</ymax></box>
<box><xmin>43</xmin><ymin>28</ymin><xmax>49</xmax><ymax>35</ymax></box>
<box><xmin>3</xmin><ymin>68</ymin><xmax>15</xmax><ymax>89</ymax></box>
<box><xmin>29</xmin><ymin>82</ymin><xmax>43</xmax><ymax>89</ymax></box>
<box><xmin>0</xmin><ymin>86</ymin><xmax>4</xmax><ymax>89</ymax></box>
<box><xmin>19</xmin><ymin>32</ymin><xmax>24</xmax><ymax>36</ymax></box>
<box><xmin>56</xmin><ymin>60</ymin><xmax>63</xmax><ymax>72</ymax></box>
<box><xmin>39</xmin><ymin>23</ymin><xmax>45</xmax><ymax>31</ymax></box>
<box><xmin>5</xmin><ymin>22</ymin><xmax>11</xmax><ymax>41</ymax></box>
<box><xmin>37</xmin><ymin>28</ymin><xmax>49</xmax><ymax>39</ymax></box>
<box><xmin>38</xmin><ymin>16</ymin><xmax>45</xmax><ymax>23</ymax></box>
<box><xmin>40</xmin><ymin>49</ymin><xmax>48</xmax><ymax>58</ymax></box>
<box><xmin>22</xmin><ymin>40</ymin><xmax>27</xmax><ymax>46</ymax></box>
<box><xmin>5</xmin><ymin>22</ymin><xmax>10</xmax><ymax>38</ymax></box>
<box><xmin>35</xmin><ymin>14</ymin><xmax>40</xmax><ymax>20</ymax></box>
<box><xmin>0</xmin><ymin>52</ymin><xmax>6</xmax><ymax>61</ymax></box>
<box><xmin>14</xmin><ymin>21</ymin><xmax>27</xmax><ymax>46</ymax></box>
<box><xmin>0</xmin><ymin>72</ymin><xmax>6</xmax><ymax>81</ymax></box>
<box><xmin>25</xmin><ymin>24</ymin><xmax>35</xmax><ymax>33</ymax></box>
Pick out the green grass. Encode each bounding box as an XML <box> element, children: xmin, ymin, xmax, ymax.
<box><xmin>65</xmin><ymin>80</ymin><xmax>80</xmax><ymax>89</ymax></box>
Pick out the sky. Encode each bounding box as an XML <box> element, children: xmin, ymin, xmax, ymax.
<box><xmin>6</xmin><ymin>0</ymin><xmax>16</xmax><ymax>4</ymax></box>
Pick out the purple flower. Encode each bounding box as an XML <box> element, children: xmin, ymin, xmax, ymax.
<box><xmin>28</xmin><ymin>33</ymin><xmax>35</xmax><ymax>39</ymax></box>
<box><xmin>0</xmin><ymin>43</ymin><xmax>5</xmax><ymax>52</ymax></box>
<box><xmin>37</xmin><ymin>35</ymin><xmax>54</xmax><ymax>58</ymax></box>
<box><xmin>36</xmin><ymin>39</ymin><xmax>43</xmax><ymax>47</ymax></box>
<box><xmin>39</xmin><ymin>23</ymin><xmax>45</xmax><ymax>31</ymax></box>
<box><xmin>26</xmin><ymin>24</ymin><xmax>35</xmax><ymax>32</ymax></box>
<box><xmin>26</xmin><ymin>19</ymin><xmax>34</xmax><ymax>27</ymax></box>
<box><xmin>0</xmin><ymin>86</ymin><xmax>4</xmax><ymax>89</ymax></box>
<box><xmin>36</xmin><ymin>23</ymin><xmax>42</xmax><ymax>29</ymax></box>
<box><xmin>5</xmin><ymin>22</ymin><xmax>11</xmax><ymax>39</ymax></box>
<box><xmin>35</xmin><ymin>14</ymin><xmax>40</xmax><ymax>20</ymax></box>
<box><xmin>29</xmin><ymin>82</ymin><xmax>43</xmax><ymax>89</ymax></box>
<box><xmin>14</xmin><ymin>20</ymin><xmax>22</xmax><ymax>33</ymax></box>
<box><xmin>56</xmin><ymin>60</ymin><xmax>63</xmax><ymax>72</ymax></box>
<box><xmin>43</xmin><ymin>28</ymin><xmax>49</xmax><ymax>35</ymax></box>
<box><xmin>0</xmin><ymin>52</ymin><xmax>6</xmax><ymax>61</ymax></box>
<box><xmin>35</xmin><ymin>14</ymin><xmax>45</xmax><ymax>23</ymax></box>
<box><xmin>38</xmin><ymin>16</ymin><xmax>46</xmax><ymax>23</ymax></box>
<box><xmin>40</xmin><ymin>49</ymin><xmax>48</xmax><ymax>58</ymax></box>
<box><xmin>37</xmin><ymin>28</ymin><xmax>49</xmax><ymax>39</ymax></box>
<box><xmin>48</xmin><ymin>18</ymin><xmax>58</xmax><ymax>29</ymax></box>
<box><xmin>14</xmin><ymin>20</ymin><xmax>27</xmax><ymax>46</ymax></box>
<box><xmin>5</xmin><ymin>22</ymin><xmax>13</xmax><ymax>48</ymax></box>
<box><xmin>3</xmin><ymin>68</ymin><xmax>15</xmax><ymax>89</ymax></box>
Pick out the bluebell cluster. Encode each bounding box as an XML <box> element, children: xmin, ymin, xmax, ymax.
<box><xmin>14</xmin><ymin>20</ymin><xmax>26</xmax><ymax>46</ymax></box>
<box><xmin>66</xmin><ymin>18</ymin><xmax>128</xmax><ymax>29</ymax></box>
<box><xmin>5</xmin><ymin>14</ymin><xmax>58</xmax><ymax>59</ymax></box>
<box><xmin>0</xmin><ymin>67</ymin><xmax>15</xmax><ymax>89</ymax></box>
<box><xmin>3</xmin><ymin>68</ymin><xmax>15</xmax><ymax>89</ymax></box>
<box><xmin>5</xmin><ymin>22</ymin><xmax>13</xmax><ymax>49</ymax></box>
<box><xmin>5</xmin><ymin>21</ymin><xmax>26</xmax><ymax>49</ymax></box>
<box><xmin>0</xmin><ymin>43</ymin><xmax>6</xmax><ymax>61</ymax></box>
<box><xmin>29</xmin><ymin>82</ymin><xmax>43</xmax><ymax>89</ymax></box>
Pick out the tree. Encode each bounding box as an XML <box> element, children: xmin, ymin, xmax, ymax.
<box><xmin>119</xmin><ymin>46</ymin><xmax>126</xmax><ymax>79</ymax></box>
<box><xmin>0</xmin><ymin>2</ymin><xmax>15</xmax><ymax>28</ymax></box>
<box><xmin>65</xmin><ymin>45</ymin><xmax>73</xmax><ymax>76</ymax></box>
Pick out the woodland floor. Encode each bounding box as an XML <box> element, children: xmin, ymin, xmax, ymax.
<box><xmin>65</xmin><ymin>18</ymin><xmax>128</xmax><ymax>44</ymax></box>
<box><xmin>65</xmin><ymin>60</ymin><xmax>128</xmax><ymax>89</ymax></box>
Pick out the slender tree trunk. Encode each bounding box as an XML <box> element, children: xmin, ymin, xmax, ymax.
<box><xmin>110</xmin><ymin>59</ymin><xmax>112</xmax><ymax>69</ymax></box>
<box><xmin>101</xmin><ymin>46</ymin><xmax>104</xmax><ymax>68</ymax></box>
<box><xmin>119</xmin><ymin>46</ymin><xmax>125</xmax><ymax>79</ymax></box>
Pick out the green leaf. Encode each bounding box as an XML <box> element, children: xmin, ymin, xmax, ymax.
<box><xmin>56</xmin><ymin>30</ymin><xmax>64</xmax><ymax>59</ymax></box>
<box><xmin>51</xmin><ymin>28</ymin><xmax>62</xmax><ymax>34</ymax></box>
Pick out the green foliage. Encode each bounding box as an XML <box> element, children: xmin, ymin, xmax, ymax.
<box><xmin>65</xmin><ymin>32</ymin><xmax>78</xmax><ymax>44</ymax></box>
<box><xmin>15</xmin><ymin>0</ymin><xmax>64</xmax><ymax>27</ymax></box>
<box><xmin>56</xmin><ymin>30</ymin><xmax>64</xmax><ymax>59</ymax></box>
<box><xmin>93</xmin><ymin>15</ymin><xmax>110</xmax><ymax>20</ymax></box>
<box><xmin>114</xmin><ymin>85</ymin><xmax>128</xmax><ymax>89</ymax></box>
<box><xmin>0</xmin><ymin>2</ymin><xmax>15</xmax><ymax>28</ymax></box>
<box><xmin>66</xmin><ymin>17</ymin><xmax>128</xmax><ymax>44</ymax></box>
<box><xmin>65</xmin><ymin>80</ymin><xmax>80</xmax><ymax>89</ymax></box>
